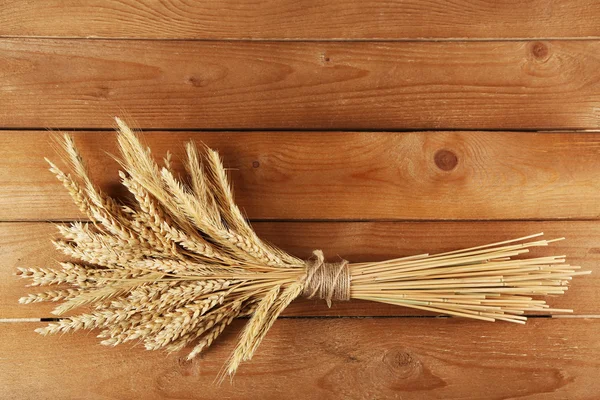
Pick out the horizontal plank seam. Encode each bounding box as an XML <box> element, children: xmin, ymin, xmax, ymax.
<box><xmin>1</xmin><ymin>127</ymin><xmax>599</xmax><ymax>133</ymax></box>
<box><xmin>3</xmin><ymin>218</ymin><xmax>600</xmax><ymax>224</ymax></box>
<box><xmin>4</xmin><ymin>315</ymin><xmax>599</xmax><ymax>323</ymax></box>
<box><xmin>1</xmin><ymin>36</ymin><xmax>600</xmax><ymax>43</ymax></box>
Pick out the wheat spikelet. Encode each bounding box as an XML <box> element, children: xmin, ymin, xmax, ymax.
<box><xmin>19</xmin><ymin>288</ymin><xmax>85</xmax><ymax>304</ymax></box>
<box><xmin>19</xmin><ymin>118</ymin><xmax>591</xmax><ymax>380</ymax></box>
<box><xmin>226</xmin><ymin>284</ymin><xmax>281</xmax><ymax>375</ymax></box>
<box><xmin>186</xmin><ymin>301</ymin><xmax>243</xmax><ymax>359</ymax></box>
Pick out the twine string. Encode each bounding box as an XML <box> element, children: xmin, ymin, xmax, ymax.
<box><xmin>302</xmin><ymin>250</ymin><xmax>350</xmax><ymax>307</ymax></box>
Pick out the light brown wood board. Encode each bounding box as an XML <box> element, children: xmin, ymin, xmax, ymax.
<box><xmin>1</xmin><ymin>319</ymin><xmax>599</xmax><ymax>399</ymax></box>
<box><xmin>0</xmin><ymin>40</ymin><xmax>599</xmax><ymax>130</ymax></box>
<box><xmin>2</xmin><ymin>131</ymin><xmax>600</xmax><ymax>221</ymax></box>
<box><xmin>3</xmin><ymin>221</ymin><xmax>598</xmax><ymax>318</ymax></box>
<box><xmin>1</xmin><ymin>0</ymin><xmax>599</xmax><ymax>40</ymax></box>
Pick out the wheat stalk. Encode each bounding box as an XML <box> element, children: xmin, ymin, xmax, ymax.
<box><xmin>19</xmin><ymin>118</ymin><xmax>591</xmax><ymax>379</ymax></box>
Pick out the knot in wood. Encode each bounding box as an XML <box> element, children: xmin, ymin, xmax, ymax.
<box><xmin>302</xmin><ymin>250</ymin><xmax>350</xmax><ymax>307</ymax></box>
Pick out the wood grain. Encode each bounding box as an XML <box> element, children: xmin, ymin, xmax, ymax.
<box><xmin>1</xmin><ymin>39</ymin><xmax>600</xmax><ymax>130</ymax></box>
<box><xmin>2</xmin><ymin>2</ymin><xmax>599</xmax><ymax>398</ymax></box>
<box><xmin>2</xmin><ymin>130</ymin><xmax>600</xmax><ymax>221</ymax></box>
<box><xmin>2</xmin><ymin>318</ymin><xmax>599</xmax><ymax>399</ymax></box>
<box><xmin>4</xmin><ymin>221</ymin><xmax>598</xmax><ymax>318</ymax></box>
<box><xmin>1</xmin><ymin>0</ymin><xmax>599</xmax><ymax>40</ymax></box>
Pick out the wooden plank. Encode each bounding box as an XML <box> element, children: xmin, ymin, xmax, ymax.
<box><xmin>1</xmin><ymin>39</ymin><xmax>600</xmax><ymax>130</ymax></box>
<box><xmin>1</xmin><ymin>318</ymin><xmax>598</xmax><ymax>399</ymax></box>
<box><xmin>3</xmin><ymin>221</ymin><xmax>598</xmax><ymax>318</ymax></box>
<box><xmin>0</xmin><ymin>1</ymin><xmax>599</xmax><ymax>40</ymax></box>
<box><xmin>2</xmin><ymin>130</ymin><xmax>600</xmax><ymax>221</ymax></box>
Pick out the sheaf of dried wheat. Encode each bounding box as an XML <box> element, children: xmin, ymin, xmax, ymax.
<box><xmin>19</xmin><ymin>118</ymin><xmax>590</xmax><ymax>379</ymax></box>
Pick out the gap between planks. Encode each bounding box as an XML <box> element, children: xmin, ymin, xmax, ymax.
<box><xmin>1</xmin><ymin>127</ymin><xmax>598</xmax><ymax>133</ymax></box>
<box><xmin>4</xmin><ymin>218</ymin><xmax>600</xmax><ymax>224</ymax></box>
<box><xmin>4</xmin><ymin>315</ymin><xmax>600</xmax><ymax>324</ymax></box>
<box><xmin>2</xmin><ymin>37</ymin><xmax>600</xmax><ymax>42</ymax></box>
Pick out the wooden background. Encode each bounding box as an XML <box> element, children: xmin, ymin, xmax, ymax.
<box><xmin>1</xmin><ymin>1</ymin><xmax>600</xmax><ymax>398</ymax></box>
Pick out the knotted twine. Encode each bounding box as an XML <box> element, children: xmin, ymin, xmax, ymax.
<box><xmin>302</xmin><ymin>250</ymin><xmax>350</xmax><ymax>307</ymax></box>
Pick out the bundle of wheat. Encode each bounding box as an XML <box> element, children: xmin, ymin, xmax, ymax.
<box><xmin>18</xmin><ymin>118</ymin><xmax>590</xmax><ymax>379</ymax></box>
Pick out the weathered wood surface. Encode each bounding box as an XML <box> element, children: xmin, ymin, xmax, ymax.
<box><xmin>2</xmin><ymin>319</ymin><xmax>599</xmax><ymax>399</ymax></box>
<box><xmin>1</xmin><ymin>0</ymin><xmax>599</xmax><ymax>40</ymax></box>
<box><xmin>1</xmin><ymin>40</ymin><xmax>600</xmax><ymax>130</ymax></box>
<box><xmin>2</xmin><ymin>130</ymin><xmax>600</xmax><ymax>221</ymax></box>
<box><xmin>3</xmin><ymin>221</ymin><xmax>597</xmax><ymax>318</ymax></box>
